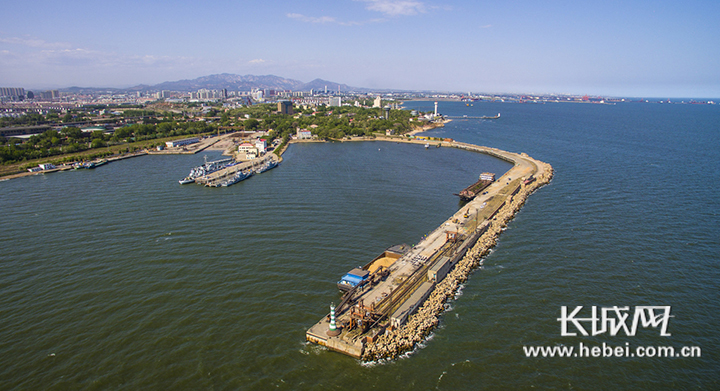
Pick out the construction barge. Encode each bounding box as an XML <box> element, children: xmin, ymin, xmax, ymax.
<box><xmin>456</xmin><ymin>172</ymin><xmax>495</xmax><ymax>201</ymax></box>
<box><xmin>305</xmin><ymin>141</ymin><xmax>553</xmax><ymax>360</ymax></box>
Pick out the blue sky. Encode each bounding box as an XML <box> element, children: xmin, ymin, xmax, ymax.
<box><xmin>1</xmin><ymin>0</ymin><xmax>718</xmax><ymax>97</ymax></box>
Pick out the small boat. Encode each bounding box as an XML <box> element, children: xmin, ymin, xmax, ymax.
<box><xmin>425</xmin><ymin>143</ymin><xmax>430</xmax><ymax>149</ymax></box>
<box><xmin>255</xmin><ymin>159</ymin><xmax>278</xmax><ymax>174</ymax></box>
<box><xmin>481</xmin><ymin>113</ymin><xmax>501</xmax><ymax>119</ymax></box>
<box><xmin>219</xmin><ymin>169</ymin><xmax>253</xmax><ymax>187</ymax></box>
<box><xmin>84</xmin><ymin>159</ymin><xmax>107</xmax><ymax>169</ymax></box>
<box><xmin>178</xmin><ymin>177</ymin><xmax>195</xmax><ymax>185</ymax></box>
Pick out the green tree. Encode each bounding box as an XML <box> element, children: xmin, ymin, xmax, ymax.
<box><xmin>244</xmin><ymin>119</ymin><xmax>260</xmax><ymax>131</ymax></box>
<box><xmin>61</xmin><ymin>127</ymin><xmax>83</xmax><ymax>140</ymax></box>
<box><xmin>113</xmin><ymin>127</ymin><xmax>132</xmax><ymax>139</ymax></box>
<box><xmin>91</xmin><ymin>138</ymin><xmax>106</xmax><ymax>148</ymax></box>
<box><xmin>42</xmin><ymin>129</ymin><xmax>59</xmax><ymax>140</ymax></box>
<box><xmin>157</xmin><ymin>122</ymin><xmax>173</xmax><ymax>134</ymax></box>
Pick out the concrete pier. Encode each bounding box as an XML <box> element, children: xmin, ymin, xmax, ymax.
<box><xmin>194</xmin><ymin>153</ymin><xmax>280</xmax><ymax>187</ymax></box>
<box><xmin>305</xmin><ymin>139</ymin><xmax>553</xmax><ymax>360</ymax></box>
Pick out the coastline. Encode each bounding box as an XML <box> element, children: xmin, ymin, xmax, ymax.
<box><xmin>0</xmin><ymin>120</ymin><xmax>441</xmax><ymax>182</ymax></box>
<box><xmin>0</xmin><ymin>133</ymin><xmax>243</xmax><ymax>182</ymax></box>
<box><xmin>407</xmin><ymin>119</ymin><xmax>452</xmax><ymax>136</ymax></box>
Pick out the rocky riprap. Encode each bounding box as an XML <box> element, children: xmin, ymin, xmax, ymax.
<box><xmin>362</xmin><ymin>162</ymin><xmax>553</xmax><ymax>361</ymax></box>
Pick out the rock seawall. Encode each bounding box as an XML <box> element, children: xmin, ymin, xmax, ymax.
<box><xmin>362</xmin><ymin>161</ymin><xmax>554</xmax><ymax>361</ymax></box>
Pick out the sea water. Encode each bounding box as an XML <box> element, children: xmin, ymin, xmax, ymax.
<box><xmin>0</xmin><ymin>100</ymin><xmax>718</xmax><ymax>389</ymax></box>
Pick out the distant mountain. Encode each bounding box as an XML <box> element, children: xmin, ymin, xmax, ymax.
<box><xmin>135</xmin><ymin>73</ymin><xmax>304</xmax><ymax>92</ymax></box>
<box><xmin>131</xmin><ymin>73</ymin><xmax>368</xmax><ymax>93</ymax></box>
<box><xmin>299</xmin><ymin>78</ymin><xmax>355</xmax><ymax>93</ymax></box>
<box><xmin>62</xmin><ymin>86</ymin><xmax>123</xmax><ymax>94</ymax></box>
<box><xmin>58</xmin><ymin>73</ymin><xmax>370</xmax><ymax>94</ymax></box>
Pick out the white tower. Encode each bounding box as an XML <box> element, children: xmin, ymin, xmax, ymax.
<box><xmin>327</xmin><ymin>303</ymin><xmax>340</xmax><ymax>336</ymax></box>
<box><xmin>434</xmin><ymin>101</ymin><xmax>438</xmax><ymax>116</ymax></box>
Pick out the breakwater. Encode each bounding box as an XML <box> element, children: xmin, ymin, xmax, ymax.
<box><xmin>304</xmin><ymin>136</ymin><xmax>553</xmax><ymax>360</ymax></box>
<box><xmin>363</xmin><ymin>158</ymin><xmax>553</xmax><ymax>360</ymax></box>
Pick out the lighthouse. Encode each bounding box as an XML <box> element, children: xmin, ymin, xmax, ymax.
<box><xmin>327</xmin><ymin>303</ymin><xmax>341</xmax><ymax>337</ymax></box>
<box><xmin>434</xmin><ymin>101</ymin><xmax>438</xmax><ymax>117</ymax></box>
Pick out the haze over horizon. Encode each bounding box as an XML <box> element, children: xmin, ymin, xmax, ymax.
<box><xmin>1</xmin><ymin>0</ymin><xmax>718</xmax><ymax>98</ymax></box>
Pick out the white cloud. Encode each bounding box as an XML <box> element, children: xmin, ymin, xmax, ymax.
<box><xmin>0</xmin><ymin>36</ymin><xmax>71</xmax><ymax>49</ymax></box>
<box><xmin>356</xmin><ymin>0</ymin><xmax>427</xmax><ymax>16</ymax></box>
<box><xmin>0</xmin><ymin>40</ymin><xmax>215</xmax><ymax>88</ymax></box>
<box><xmin>287</xmin><ymin>13</ymin><xmax>337</xmax><ymax>24</ymax></box>
<box><xmin>249</xmin><ymin>59</ymin><xmax>266</xmax><ymax>64</ymax></box>
<box><xmin>480</xmin><ymin>24</ymin><xmax>492</xmax><ymax>29</ymax></box>
<box><xmin>286</xmin><ymin>12</ymin><xmax>383</xmax><ymax>26</ymax></box>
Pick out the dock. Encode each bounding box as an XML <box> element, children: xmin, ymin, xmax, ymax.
<box><xmin>305</xmin><ymin>140</ymin><xmax>552</xmax><ymax>359</ymax></box>
<box><xmin>444</xmin><ymin>113</ymin><xmax>500</xmax><ymax>119</ymax></box>
<box><xmin>193</xmin><ymin>153</ymin><xmax>279</xmax><ymax>187</ymax></box>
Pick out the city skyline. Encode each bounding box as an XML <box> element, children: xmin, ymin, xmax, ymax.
<box><xmin>1</xmin><ymin>0</ymin><xmax>719</xmax><ymax>98</ymax></box>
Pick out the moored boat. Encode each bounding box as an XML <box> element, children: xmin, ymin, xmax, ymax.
<box><xmin>84</xmin><ymin>159</ymin><xmax>107</xmax><ymax>169</ymax></box>
<box><xmin>219</xmin><ymin>169</ymin><xmax>253</xmax><ymax>187</ymax></box>
<box><xmin>180</xmin><ymin>156</ymin><xmax>234</xmax><ymax>183</ymax></box>
<box><xmin>456</xmin><ymin>172</ymin><xmax>495</xmax><ymax>201</ymax></box>
<box><xmin>255</xmin><ymin>159</ymin><xmax>278</xmax><ymax>174</ymax></box>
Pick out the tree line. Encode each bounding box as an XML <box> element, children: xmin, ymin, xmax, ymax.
<box><xmin>1</xmin><ymin>102</ymin><xmax>423</xmax><ymax>165</ymax></box>
<box><xmin>0</xmin><ymin>119</ymin><xmax>218</xmax><ymax>164</ymax></box>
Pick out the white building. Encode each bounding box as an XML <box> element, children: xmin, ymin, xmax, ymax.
<box><xmin>166</xmin><ymin>137</ymin><xmax>199</xmax><ymax>148</ymax></box>
<box><xmin>296</xmin><ymin>129</ymin><xmax>312</xmax><ymax>139</ymax></box>
<box><xmin>238</xmin><ymin>143</ymin><xmax>258</xmax><ymax>160</ymax></box>
<box><xmin>251</xmin><ymin>89</ymin><xmax>264</xmax><ymax>101</ymax></box>
<box><xmin>328</xmin><ymin>96</ymin><xmax>342</xmax><ymax>107</ymax></box>
<box><xmin>480</xmin><ymin>172</ymin><xmax>495</xmax><ymax>181</ymax></box>
<box><xmin>373</xmin><ymin>96</ymin><xmax>382</xmax><ymax>108</ymax></box>
<box><xmin>238</xmin><ymin>142</ymin><xmax>257</xmax><ymax>153</ymax></box>
<box><xmin>255</xmin><ymin>139</ymin><xmax>267</xmax><ymax>154</ymax></box>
